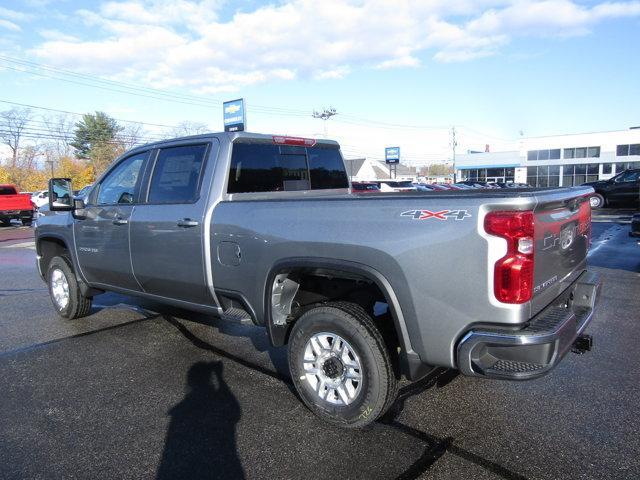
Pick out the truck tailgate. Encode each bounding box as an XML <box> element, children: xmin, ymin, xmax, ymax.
<box><xmin>531</xmin><ymin>187</ymin><xmax>593</xmax><ymax>315</ymax></box>
<box><xmin>0</xmin><ymin>194</ymin><xmax>32</xmax><ymax>211</ymax></box>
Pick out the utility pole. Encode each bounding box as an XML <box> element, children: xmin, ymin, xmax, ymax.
<box><xmin>451</xmin><ymin>126</ymin><xmax>458</xmax><ymax>183</ymax></box>
<box><xmin>312</xmin><ymin>107</ymin><xmax>337</xmax><ymax>138</ymax></box>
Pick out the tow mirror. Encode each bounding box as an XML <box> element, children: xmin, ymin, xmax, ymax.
<box><xmin>48</xmin><ymin>178</ymin><xmax>74</xmax><ymax>211</ymax></box>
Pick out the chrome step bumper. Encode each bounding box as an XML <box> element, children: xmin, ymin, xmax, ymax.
<box><xmin>457</xmin><ymin>270</ymin><xmax>602</xmax><ymax>380</ymax></box>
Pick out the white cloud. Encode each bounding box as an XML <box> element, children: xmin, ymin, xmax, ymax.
<box><xmin>27</xmin><ymin>0</ymin><xmax>640</xmax><ymax>92</ymax></box>
<box><xmin>0</xmin><ymin>19</ymin><xmax>21</xmax><ymax>32</ymax></box>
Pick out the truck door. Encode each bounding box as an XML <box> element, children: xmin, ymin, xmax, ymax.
<box><xmin>129</xmin><ymin>142</ymin><xmax>217</xmax><ymax>305</ymax></box>
<box><xmin>74</xmin><ymin>151</ymin><xmax>148</xmax><ymax>290</ymax></box>
<box><xmin>609</xmin><ymin>170</ymin><xmax>640</xmax><ymax>204</ymax></box>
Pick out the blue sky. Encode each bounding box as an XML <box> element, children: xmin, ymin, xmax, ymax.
<box><xmin>1</xmin><ymin>0</ymin><xmax>639</xmax><ymax>164</ymax></box>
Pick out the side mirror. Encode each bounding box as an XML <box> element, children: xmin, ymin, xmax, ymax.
<box><xmin>48</xmin><ymin>178</ymin><xmax>74</xmax><ymax>211</ymax></box>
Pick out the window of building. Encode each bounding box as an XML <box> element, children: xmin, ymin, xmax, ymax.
<box><xmin>227</xmin><ymin>143</ymin><xmax>348</xmax><ymax>193</ymax></box>
<box><xmin>617</xmin><ymin>144</ymin><xmax>640</xmax><ymax>156</ymax></box>
<box><xmin>564</xmin><ymin>147</ymin><xmax>600</xmax><ymax>159</ymax></box>
<box><xmin>527</xmin><ymin>149</ymin><xmax>561</xmax><ymax>161</ymax></box>
<box><xmin>616</xmin><ymin>161</ymin><xmax>640</xmax><ymax>173</ymax></box>
<box><xmin>562</xmin><ymin>164</ymin><xmax>599</xmax><ymax>186</ymax></box>
<box><xmin>602</xmin><ymin>164</ymin><xmax>612</xmax><ymax>174</ymax></box>
<box><xmin>461</xmin><ymin>168</ymin><xmax>514</xmax><ymax>183</ymax></box>
<box><xmin>97</xmin><ymin>152</ymin><xmax>146</xmax><ymax>205</ymax></box>
<box><xmin>148</xmin><ymin>144</ymin><xmax>207</xmax><ymax>203</ymax></box>
<box><xmin>527</xmin><ymin>165</ymin><xmax>560</xmax><ymax>187</ymax></box>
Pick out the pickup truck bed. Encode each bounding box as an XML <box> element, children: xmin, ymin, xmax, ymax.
<box><xmin>0</xmin><ymin>184</ymin><xmax>34</xmax><ymax>226</ymax></box>
<box><xmin>35</xmin><ymin>132</ymin><xmax>601</xmax><ymax>428</ymax></box>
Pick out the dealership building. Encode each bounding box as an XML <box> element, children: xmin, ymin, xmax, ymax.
<box><xmin>455</xmin><ymin>128</ymin><xmax>640</xmax><ymax>187</ymax></box>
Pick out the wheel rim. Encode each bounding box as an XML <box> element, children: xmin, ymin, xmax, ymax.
<box><xmin>302</xmin><ymin>332</ymin><xmax>363</xmax><ymax>406</ymax></box>
<box><xmin>589</xmin><ymin>196</ymin><xmax>601</xmax><ymax>208</ymax></box>
<box><xmin>50</xmin><ymin>268</ymin><xmax>70</xmax><ymax>310</ymax></box>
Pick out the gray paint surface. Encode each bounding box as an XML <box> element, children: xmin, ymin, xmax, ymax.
<box><xmin>35</xmin><ymin>132</ymin><xmax>594</xmax><ymax>369</ymax></box>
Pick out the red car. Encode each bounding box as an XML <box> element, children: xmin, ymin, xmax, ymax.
<box><xmin>0</xmin><ymin>184</ymin><xmax>34</xmax><ymax>226</ymax></box>
<box><xmin>351</xmin><ymin>182</ymin><xmax>381</xmax><ymax>194</ymax></box>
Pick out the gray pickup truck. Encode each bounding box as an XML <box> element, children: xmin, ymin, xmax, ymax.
<box><xmin>36</xmin><ymin>132</ymin><xmax>601</xmax><ymax>427</ymax></box>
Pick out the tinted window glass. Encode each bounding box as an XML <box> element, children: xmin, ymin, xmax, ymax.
<box><xmin>602</xmin><ymin>163</ymin><xmax>612</xmax><ymax>174</ymax></box>
<box><xmin>148</xmin><ymin>145</ymin><xmax>207</xmax><ymax>203</ymax></box>
<box><xmin>587</xmin><ymin>164</ymin><xmax>599</xmax><ymax>175</ymax></box>
<box><xmin>548</xmin><ymin>165</ymin><xmax>560</xmax><ymax>175</ymax></box>
<box><xmin>575</xmin><ymin>148</ymin><xmax>586</xmax><ymax>158</ymax></box>
<box><xmin>549</xmin><ymin>149</ymin><xmax>561</xmax><ymax>160</ymax></box>
<box><xmin>228</xmin><ymin>143</ymin><xmax>347</xmax><ymax>193</ymax></box>
<box><xmin>527</xmin><ymin>150</ymin><xmax>537</xmax><ymax>161</ymax></box>
<box><xmin>538</xmin><ymin>149</ymin><xmax>549</xmax><ymax>160</ymax></box>
<box><xmin>617</xmin><ymin>144</ymin><xmax>629</xmax><ymax>156</ymax></box>
<box><xmin>588</xmin><ymin>146</ymin><xmax>600</xmax><ymax>158</ymax></box>
<box><xmin>630</xmin><ymin>144</ymin><xmax>640</xmax><ymax>156</ymax></box>
<box><xmin>308</xmin><ymin>148</ymin><xmax>349</xmax><ymax>189</ymax></box>
<box><xmin>0</xmin><ymin>186</ymin><xmax>17</xmax><ymax>195</ymax></box>
<box><xmin>564</xmin><ymin>148</ymin><xmax>575</xmax><ymax>159</ymax></box>
<box><xmin>97</xmin><ymin>153</ymin><xmax>146</xmax><ymax>205</ymax></box>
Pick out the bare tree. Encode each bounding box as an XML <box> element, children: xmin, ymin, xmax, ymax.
<box><xmin>0</xmin><ymin>108</ymin><xmax>33</xmax><ymax>166</ymax></box>
<box><xmin>118</xmin><ymin>123</ymin><xmax>146</xmax><ymax>150</ymax></box>
<box><xmin>170</xmin><ymin>120</ymin><xmax>209</xmax><ymax>138</ymax></box>
<box><xmin>42</xmin><ymin>114</ymin><xmax>75</xmax><ymax>158</ymax></box>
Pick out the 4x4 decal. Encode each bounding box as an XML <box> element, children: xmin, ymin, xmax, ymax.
<box><xmin>401</xmin><ymin>209</ymin><xmax>472</xmax><ymax>221</ymax></box>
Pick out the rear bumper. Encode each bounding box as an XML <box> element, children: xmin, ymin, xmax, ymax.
<box><xmin>0</xmin><ymin>209</ymin><xmax>33</xmax><ymax>219</ymax></box>
<box><xmin>457</xmin><ymin>270</ymin><xmax>602</xmax><ymax>380</ymax></box>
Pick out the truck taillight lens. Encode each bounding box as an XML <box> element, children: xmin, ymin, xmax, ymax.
<box><xmin>484</xmin><ymin>211</ymin><xmax>535</xmax><ymax>304</ymax></box>
<box><xmin>272</xmin><ymin>136</ymin><xmax>317</xmax><ymax>147</ymax></box>
<box><xmin>577</xmin><ymin>199</ymin><xmax>592</xmax><ymax>245</ymax></box>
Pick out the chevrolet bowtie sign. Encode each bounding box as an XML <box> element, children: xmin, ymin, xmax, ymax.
<box><xmin>385</xmin><ymin>147</ymin><xmax>400</xmax><ymax>164</ymax></box>
<box><xmin>223</xmin><ymin>98</ymin><xmax>246</xmax><ymax>132</ymax></box>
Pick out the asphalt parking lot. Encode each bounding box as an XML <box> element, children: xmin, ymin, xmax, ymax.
<box><xmin>1</xmin><ymin>212</ymin><xmax>639</xmax><ymax>479</ymax></box>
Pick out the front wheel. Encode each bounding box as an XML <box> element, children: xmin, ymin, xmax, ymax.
<box><xmin>589</xmin><ymin>194</ymin><xmax>605</xmax><ymax>209</ymax></box>
<box><xmin>288</xmin><ymin>301</ymin><xmax>397</xmax><ymax>428</ymax></box>
<box><xmin>47</xmin><ymin>256</ymin><xmax>93</xmax><ymax>319</ymax></box>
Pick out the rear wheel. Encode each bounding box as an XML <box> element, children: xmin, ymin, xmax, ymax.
<box><xmin>21</xmin><ymin>218</ymin><xmax>32</xmax><ymax>226</ymax></box>
<box><xmin>589</xmin><ymin>193</ymin><xmax>605</xmax><ymax>209</ymax></box>
<box><xmin>1</xmin><ymin>219</ymin><xmax>10</xmax><ymax>227</ymax></box>
<box><xmin>46</xmin><ymin>256</ymin><xmax>92</xmax><ymax>319</ymax></box>
<box><xmin>288</xmin><ymin>301</ymin><xmax>397</xmax><ymax>428</ymax></box>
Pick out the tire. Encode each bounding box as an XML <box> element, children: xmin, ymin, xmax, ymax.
<box><xmin>21</xmin><ymin>218</ymin><xmax>32</xmax><ymax>226</ymax></box>
<box><xmin>589</xmin><ymin>194</ymin><xmax>605</xmax><ymax>209</ymax></box>
<box><xmin>288</xmin><ymin>301</ymin><xmax>398</xmax><ymax>428</ymax></box>
<box><xmin>1</xmin><ymin>219</ymin><xmax>10</xmax><ymax>227</ymax></box>
<box><xmin>46</xmin><ymin>255</ymin><xmax>93</xmax><ymax>319</ymax></box>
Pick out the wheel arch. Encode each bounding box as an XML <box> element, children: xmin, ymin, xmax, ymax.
<box><xmin>263</xmin><ymin>257</ymin><xmax>429</xmax><ymax>380</ymax></box>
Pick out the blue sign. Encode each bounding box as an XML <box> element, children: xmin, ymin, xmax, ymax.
<box><xmin>385</xmin><ymin>146</ymin><xmax>400</xmax><ymax>164</ymax></box>
<box><xmin>223</xmin><ymin>98</ymin><xmax>246</xmax><ymax>132</ymax></box>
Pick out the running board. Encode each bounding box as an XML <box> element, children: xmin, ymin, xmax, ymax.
<box><xmin>220</xmin><ymin>307</ymin><xmax>253</xmax><ymax>325</ymax></box>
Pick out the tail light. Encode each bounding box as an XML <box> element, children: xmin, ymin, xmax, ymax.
<box><xmin>273</xmin><ymin>136</ymin><xmax>316</xmax><ymax>147</ymax></box>
<box><xmin>577</xmin><ymin>198</ymin><xmax>592</xmax><ymax>246</ymax></box>
<box><xmin>484</xmin><ymin>211</ymin><xmax>535</xmax><ymax>304</ymax></box>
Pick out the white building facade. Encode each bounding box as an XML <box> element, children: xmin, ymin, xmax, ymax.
<box><xmin>455</xmin><ymin>129</ymin><xmax>640</xmax><ymax>187</ymax></box>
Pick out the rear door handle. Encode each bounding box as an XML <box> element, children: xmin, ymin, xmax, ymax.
<box><xmin>112</xmin><ymin>218</ymin><xmax>128</xmax><ymax>225</ymax></box>
<box><xmin>177</xmin><ymin>218</ymin><xmax>199</xmax><ymax>228</ymax></box>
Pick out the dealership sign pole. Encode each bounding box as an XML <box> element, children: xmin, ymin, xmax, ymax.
<box><xmin>223</xmin><ymin>98</ymin><xmax>246</xmax><ymax>132</ymax></box>
<box><xmin>385</xmin><ymin>147</ymin><xmax>400</xmax><ymax>179</ymax></box>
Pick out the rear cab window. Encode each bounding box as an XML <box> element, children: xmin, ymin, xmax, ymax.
<box><xmin>227</xmin><ymin>142</ymin><xmax>349</xmax><ymax>194</ymax></box>
<box><xmin>147</xmin><ymin>144</ymin><xmax>208</xmax><ymax>203</ymax></box>
<box><xmin>0</xmin><ymin>186</ymin><xmax>17</xmax><ymax>195</ymax></box>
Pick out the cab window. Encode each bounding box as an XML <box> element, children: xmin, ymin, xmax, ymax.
<box><xmin>96</xmin><ymin>152</ymin><xmax>146</xmax><ymax>205</ymax></box>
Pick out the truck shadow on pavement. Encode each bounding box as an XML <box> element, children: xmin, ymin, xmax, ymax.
<box><xmin>156</xmin><ymin>360</ymin><xmax>244</xmax><ymax>480</ymax></box>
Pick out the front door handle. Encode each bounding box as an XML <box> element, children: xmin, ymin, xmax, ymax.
<box><xmin>112</xmin><ymin>218</ymin><xmax>128</xmax><ymax>225</ymax></box>
<box><xmin>177</xmin><ymin>218</ymin><xmax>199</xmax><ymax>228</ymax></box>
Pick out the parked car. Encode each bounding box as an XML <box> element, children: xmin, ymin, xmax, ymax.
<box><xmin>31</xmin><ymin>190</ymin><xmax>50</xmax><ymax>208</ymax></box>
<box><xmin>412</xmin><ymin>183</ymin><xmax>437</xmax><ymax>191</ymax></box>
<box><xmin>36</xmin><ymin>132</ymin><xmax>601</xmax><ymax>428</ymax></box>
<box><xmin>351</xmin><ymin>182</ymin><xmax>380</xmax><ymax>194</ymax></box>
<box><xmin>0</xmin><ymin>184</ymin><xmax>34</xmax><ymax>226</ymax></box>
<box><xmin>376</xmin><ymin>180</ymin><xmax>417</xmax><ymax>192</ymax></box>
<box><xmin>630</xmin><ymin>213</ymin><xmax>640</xmax><ymax>238</ymax></box>
<box><xmin>582</xmin><ymin>169</ymin><xmax>640</xmax><ymax>209</ymax></box>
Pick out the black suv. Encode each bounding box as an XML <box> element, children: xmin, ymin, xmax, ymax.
<box><xmin>583</xmin><ymin>169</ymin><xmax>640</xmax><ymax>209</ymax></box>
